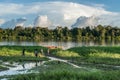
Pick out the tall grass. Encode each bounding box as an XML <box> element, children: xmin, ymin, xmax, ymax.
<box><xmin>11</xmin><ymin>71</ymin><xmax>120</xmax><ymax>80</ymax></box>
<box><xmin>53</xmin><ymin>46</ymin><xmax>120</xmax><ymax>65</ymax></box>
<box><xmin>56</xmin><ymin>50</ymin><xmax>80</xmax><ymax>57</ymax></box>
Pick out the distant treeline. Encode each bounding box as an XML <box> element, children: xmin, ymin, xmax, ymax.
<box><xmin>0</xmin><ymin>25</ymin><xmax>120</xmax><ymax>41</ymax></box>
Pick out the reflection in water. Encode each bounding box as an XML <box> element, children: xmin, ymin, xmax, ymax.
<box><xmin>0</xmin><ymin>40</ymin><xmax>120</xmax><ymax>49</ymax></box>
<box><xmin>22</xmin><ymin>64</ymin><xmax>25</xmax><ymax>69</ymax></box>
<box><xmin>35</xmin><ymin>62</ymin><xmax>38</xmax><ymax>67</ymax></box>
<box><xmin>0</xmin><ymin>61</ymin><xmax>44</xmax><ymax>76</ymax></box>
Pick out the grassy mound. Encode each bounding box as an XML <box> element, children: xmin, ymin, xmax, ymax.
<box><xmin>56</xmin><ymin>50</ymin><xmax>80</xmax><ymax>57</ymax></box>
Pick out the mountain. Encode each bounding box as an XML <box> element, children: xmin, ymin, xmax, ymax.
<box><xmin>34</xmin><ymin>15</ymin><xmax>52</xmax><ymax>28</ymax></box>
<box><xmin>0</xmin><ymin>17</ymin><xmax>26</xmax><ymax>29</ymax></box>
<box><xmin>71</xmin><ymin>16</ymin><xmax>99</xmax><ymax>28</ymax></box>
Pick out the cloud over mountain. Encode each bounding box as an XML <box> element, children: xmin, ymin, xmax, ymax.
<box><xmin>0</xmin><ymin>1</ymin><xmax>119</xmax><ymax>28</ymax></box>
<box><xmin>71</xmin><ymin>16</ymin><xmax>98</xmax><ymax>28</ymax></box>
<box><xmin>1</xmin><ymin>17</ymin><xmax>26</xmax><ymax>28</ymax></box>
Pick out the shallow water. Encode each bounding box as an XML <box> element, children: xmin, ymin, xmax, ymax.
<box><xmin>0</xmin><ymin>56</ymin><xmax>86</xmax><ymax>77</ymax></box>
<box><xmin>0</xmin><ymin>61</ymin><xmax>44</xmax><ymax>76</ymax></box>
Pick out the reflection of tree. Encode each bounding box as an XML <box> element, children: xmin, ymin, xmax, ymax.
<box><xmin>35</xmin><ymin>62</ymin><xmax>38</xmax><ymax>67</ymax></box>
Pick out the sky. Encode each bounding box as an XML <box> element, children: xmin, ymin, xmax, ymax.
<box><xmin>0</xmin><ymin>0</ymin><xmax>119</xmax><ymax>12</ymax></box>
<box><xmin>0</xmin><ymin>0</ymin><xmax>120</xmax><ymax>28</ymax></box>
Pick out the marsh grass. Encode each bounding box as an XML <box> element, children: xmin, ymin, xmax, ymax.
<box><xmin>56</xmin><ymin>50</ymin><xmax>80</xmax><ymax>57</ymax></box>
<box><xmin>0</xmin><ymin>65</ymin><xmax>9</xmax><ymax>71</ymax></box>
<box><xmin>10</xmin><ymin>61</ymin><xmax>120</xmax><ymax>80</ymax></box>
<box><xmin>53</xmin><ymin>46</ymin><xmax>120</xmax><ymax>65</ymax></box>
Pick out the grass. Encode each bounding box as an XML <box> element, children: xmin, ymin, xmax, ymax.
<box><xmin>10</xmin><ymin>61</ymin><xmax>120</xmax><ymax>80</ymax></box>
<box><xmin>0</xmin><ymin>46</ymin><xmax>48</xmax><ymax>56</ymax></box>
<box><xmin>12</xmin><ymin>71</ymin><xmax>120</xmax><ymax>80</ymax></box>
<box><xmin>51</xmin><ymin>46</ymin><xmax>120</xmax><ymax>65</ymax></box>
<box><xmin>0</xmin><ymin>56</ymin><xmax>49</xmax><ymax>62</ymax></box>
<box><xmin>1</xmin><ymin>46</ymin><xmax>120</xmax><ymax>80</ymax></box>
<box><xmin>0</xmin><ymin>46</ymin><xmax>49</xmax><ymax>62</ymax></box>
<box><xmin>0</xmin><ymin>65</ymin><xmax>9</xmax><ymax>71</ymax></box>
<box><xmin>55</xmin><ymin>50</ymin><xmax>80</xmax><ymax>57</ymax></box>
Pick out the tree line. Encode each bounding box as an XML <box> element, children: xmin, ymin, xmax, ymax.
<box><xmin>0</xmin><ymin>25</ymin><xmax>120</xmax><ymax>41</ymax></box>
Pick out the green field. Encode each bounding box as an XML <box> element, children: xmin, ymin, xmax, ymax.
<box><xmin>0</xmin><ymin>46</ymin><xmax>120</xmax><ymax>80</ymax></box>
<box><xmin>0</xmin><ymin>46</ymin><xmax>48</xmax><ymax>62</ymax></box>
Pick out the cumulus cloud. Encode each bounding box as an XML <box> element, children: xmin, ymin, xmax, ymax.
<box><xmin>72</xmin><ymin>16</ymin><xmax>98</xmax><ymax>28</ymax></box>
<box><xmin>0</xmin><ymin>1</ymin><xmax>119</xmax><ymax>28</ymax></box>
<box><xmin>34</xmin><ymin>15</ymin><xmax>52</xmax><ymax>27</ymax></box>
<box><xmin>1</xmin><ymin>17</ymin><xmax>26</xmax><ymax>28</ymax></box>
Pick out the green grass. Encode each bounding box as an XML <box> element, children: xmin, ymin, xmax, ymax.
<box><xmin>52</xmin><ymin>46</ymin><xmax>120</xmax><ymax>65</ymax></box>
<box><xmin>0</xmin><ymin>46</ymin><xmax>48</xmax><ymax>56</ymax></box>
<box><xmin>0</xmin><ymin>65</ymin><xmax>9</xmax><ymax>71</ymax></box>
<box><xmin>11</xmin><ymin>70</ymin><xmax>120</xmax><ymax>80</ymax></box>
<box><xmin>68</xmin><ymin>46</ymin><xmax>120</xmax><ymax>55</ymax></box>
<box><xmin>55</xmin><ymin>50</ymin><xmax>80</xmax><ymax>57</ymax></box>
<box><xmin>0</xmin><ymin>56</ymin><xmax>49</xmax><ymax>62</ymax></box>
<box><xmin>10</xmin><ymin>61</ymin><xmax>120</xmax><ymax>80</ymax></box>
<box><xmin>0</xmin><ymin>46</ymin><xmax>49</xmax><ymax>62</ymax></box>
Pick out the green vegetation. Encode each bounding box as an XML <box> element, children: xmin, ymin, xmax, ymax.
<box><xmin>1</xmin><ymin>25</ymin><xmax>120</xmax><ymax>41</ymax></box>
<box><xmin>10</xmin><ymin>61</ymin><xmax>120</xmax><ymax>80</ymax></box>
<box><xmin>55</xmin><ymin>50</ymin><xmax>80</xmax><ymax>57</ymax></box>
<box><xmin>52</xmin><ymin>46</ymin><xmax>120</xmax><ymax>65</ymax></box>
<box><xmin>0</xmin><ymin>65</ymin><xmax>9</xmax><ymax>71</ymax></box>
<box><xmin>0</xmin><ymin>46</ymin><xmax>48</xmax><ymax>62</ymax></box>
<box><xmin>11</xmin><ymin>70</ymin><xmax>120</xmax><ymax>80</ymax></box>
<box><xmin>0</xmin><ymin>46</ymin><xmax>120</xmax><ymax>80</ymax></box>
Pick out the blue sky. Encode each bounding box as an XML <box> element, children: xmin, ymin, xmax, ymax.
<box><xmin>0</xmin><ymin>0</ymin><xmax>120</xmax><ymax>28</ymax></box>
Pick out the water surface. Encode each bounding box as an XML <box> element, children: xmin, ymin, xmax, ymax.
<box><xmin>0</xmin><ymin>40</ymin><xmax>120</xmax><ymax>49</ymax></box>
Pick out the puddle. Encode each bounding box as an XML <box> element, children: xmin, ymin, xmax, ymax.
<box><xmin>0</xmin><ymin>61</ymin><xmax>44</xmax><ymax>76</ymax></box>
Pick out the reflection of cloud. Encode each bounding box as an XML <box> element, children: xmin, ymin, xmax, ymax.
<box><xmin>1</xmin><ymin>17</ymin><xmax>26</xmax><ymax>28</ymax></box>
<box><xmin>0</xmin><ymin>19</ymin><xmax>5</xmax><ymax>25</ymax></box>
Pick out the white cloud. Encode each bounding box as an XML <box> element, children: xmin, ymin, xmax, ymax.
<box><xmin>34</xmin><ymin>15</ymin><xmax>52</xmax><ymax>27</ymax></box>
<box><xmin>0</xmin><ymin>1</ymin><xmax>119</xmax><ymax>28</ymax></box>
<box><xmin>72</xmin><ymin>16</ymin><xmax>98</xmax><ymax>28</ymax></box>
<box><xmin>1</xmin><ymin>17</ymin><xmax>26</xmax><ymax>28</ymax></box>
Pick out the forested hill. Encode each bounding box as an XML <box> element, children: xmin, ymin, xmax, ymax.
<box><xmin>0</xmin><ymin>25</ymin><xmax>120</xmax><ymax>41</ymax></box>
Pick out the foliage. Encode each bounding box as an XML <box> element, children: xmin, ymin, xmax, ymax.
<box><xmin>10</xmin><ymin>61</ymin><xmax>120</xmax><ymax>80</ymax></box>
<box><xmin>60</xmin><ymin>46</ymin><xmax>120</xmax><ymax>65</ymax></box>
<box><xmin>0</xmin><ymin>46</ymin><xmax>49</xmax><ymax>61</ymax></box>
<box><xmin>56</xmin><ymin>50</ymin><xmax>80</xmax><ymax>57</ymax></box>
<box><xmin>0</xmin><ymin>65</ymin><xmax>9</xmax><ymax>71</ymax></box>
<box><xmin>1</xmin><ymin>25</ymin><xmax>120</xmax><ymax>41</ymax></box>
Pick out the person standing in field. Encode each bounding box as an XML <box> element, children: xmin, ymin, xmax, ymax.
<box><xmin>22</xmin><ymin>49</ymin><xmax>25</xmax><ymax>56</ymax></box>
<box><xmin>34</xmin><ymin>49</ymin><xmax>38</xmax><ymax>57</ymax></box>
<box><xmin>41</xmin><ymin>49</ymin><xmax>44</xmax><ymax>55</ymax></box>
<box><xmin>47</xmin><ymin>49</ymin><xmax>50</xmax><ymax>55</ymax></box>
